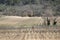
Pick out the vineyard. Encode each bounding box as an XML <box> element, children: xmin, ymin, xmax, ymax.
<box><xmin>0</xmin><ymin>26</ymin><xmax>60</xmax><ymax>40</ymax></box>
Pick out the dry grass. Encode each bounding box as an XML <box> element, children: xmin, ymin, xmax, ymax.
<box><xmin>0</xmin><ymin>16</ymin><xmax>60</xmax><ymax>40</ymax></box>
<box><xmin>0</xmin><ymin>28</ymin><xmax>59</xmax><ymax>40</ymax></box>
<box><xmin>0</xmin><ymin>16</ymin><xmax>60</xmax><ymax>28</ymax></box>
<box><xmin>0</xmin><ymin>16</ymin><xmax>44</xmax><ymax>27</ymax></box>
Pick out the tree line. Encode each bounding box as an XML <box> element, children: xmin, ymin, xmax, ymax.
<box><xmin>0</xmin><ymin>0</ymin><xmax>60</xmax><ymax>6</ymax></box>
<box><xmin>0</xmin><ymin>0</ymin><xmax>60</xmax><ymax>16</ymax></box>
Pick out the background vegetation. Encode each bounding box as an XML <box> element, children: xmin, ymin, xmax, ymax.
<box><xmin>0</xmin><ymin>0</ymin><xmax>60</xmax><ymax>16</ymax></box>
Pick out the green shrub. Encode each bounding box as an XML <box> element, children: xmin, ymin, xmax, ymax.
<box><xmin>0</xmin><ymin>4</ymin><xmax>7</xmax><ymax>12</ymax></box>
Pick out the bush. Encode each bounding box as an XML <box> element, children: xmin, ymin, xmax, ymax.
<box><xmin>0</xmin><ymin>4</ymin><xmax>6</xmax><ymax>12</ymax></box>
